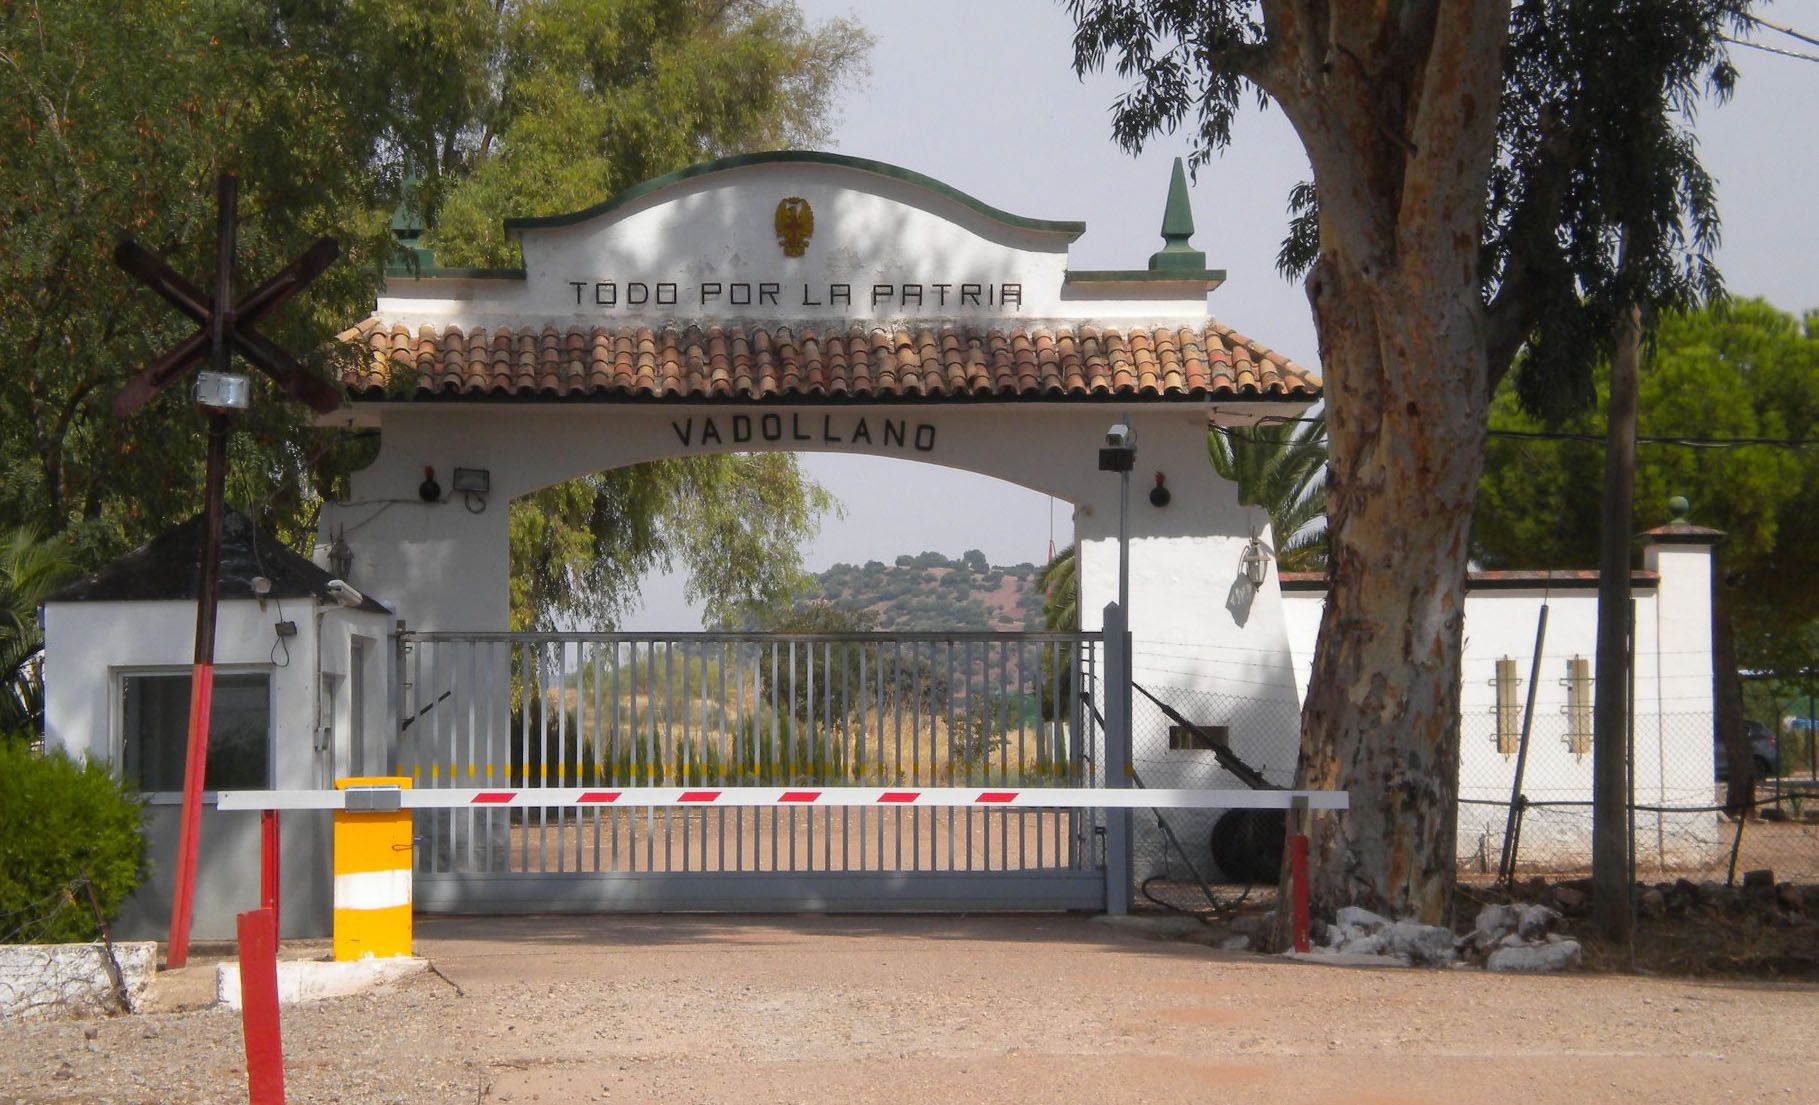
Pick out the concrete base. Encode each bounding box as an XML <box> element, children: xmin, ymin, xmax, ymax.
<box><xmin>215</xmin><ymin>956</ymin><xmax>427</xmax><ymax>1009</ymax></box>
<box><xmin>0</xmin><ymin>941</ymin><xmax>158</xmax><ymax>1020</ymax></box>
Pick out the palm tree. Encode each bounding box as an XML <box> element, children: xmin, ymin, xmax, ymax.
<box><xmin>1036</xmin><ymin>416</ymin><xmax>1330</xmax><ymax>634</ymax></box>
<box><xmin>1</xmin><ymin>526</ymin><xmax>76</xmax><ymax>735</ymax></box>
<box><xmin>1208</xmin><ymin>414</ymin><xmax>1328</xmax><ymax>572</ymax></box>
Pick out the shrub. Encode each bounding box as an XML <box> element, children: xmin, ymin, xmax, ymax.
<box><xmin>0</xmin><ymin>743</ymin><xmax>145</xmax><ymax>943</ymax></box>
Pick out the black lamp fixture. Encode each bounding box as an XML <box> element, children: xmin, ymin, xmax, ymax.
<box><xmin>327</xmin><ymin>533</ymin><xmax>353</xmax><ymax>580</ymax></box>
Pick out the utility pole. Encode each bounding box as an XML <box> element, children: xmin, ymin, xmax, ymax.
<box><xmin>1592</xmin><ymin>298</ymin><xmax>1641</xmax><ymax>942</ymax></box>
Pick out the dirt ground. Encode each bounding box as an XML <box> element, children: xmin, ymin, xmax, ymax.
<box><xmin>3</xmin><ymin>913</ymin><xmax>1815</xmax><ymax>1105</ymax></box>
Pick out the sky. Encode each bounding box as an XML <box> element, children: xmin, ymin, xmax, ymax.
<box><xmin>621</xmin><ymin>1</ymin><xmax>1819</xmax><ymax>630</ymax></box>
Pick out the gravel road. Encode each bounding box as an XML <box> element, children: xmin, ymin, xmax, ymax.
<box><xmin>3</xmin><ymin>914</ymin><xmax>1814</xmax><ymax>1104</ymax></box>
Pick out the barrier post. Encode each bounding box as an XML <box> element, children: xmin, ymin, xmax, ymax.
<box><xmin>1289</xmin><ymin>834</ymin><xmax>1311</xmax><ymax>953</ymax></box>
<box><xmin>332</xmin><ymin>777</ymin><xmax>413</xmax><ymax>961</ymax></box>
<box><xmin>259</xmin><ymin>809</ymin><xmax>281</xmax><ymax>927</ymax></box>
<box><xmin>1102</xmin><ymin>602</ymin><xmax>1132</xmax><ymax>916</ymax></box>
<box><xmin>235</xmin><ymin>907</ymin><xmax>285</xmax><ymax>1105</ymax></box>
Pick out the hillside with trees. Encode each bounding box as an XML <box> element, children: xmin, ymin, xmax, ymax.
<box><xmin>804</xmin><ymin>550</ymin><xmax>1047</xmax><ymax>633</ymax></box>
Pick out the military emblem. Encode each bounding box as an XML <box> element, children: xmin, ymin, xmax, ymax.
<box><xmin>774</xmin><ymin>196</ymin><xmax>813</xmax><ymax>257</ymax></box>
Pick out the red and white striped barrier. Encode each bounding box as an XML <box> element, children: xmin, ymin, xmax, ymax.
<box><xmin>218</xmin><ymin>785</ymin><xmax>1346</xmax><ymax>813</ymax></box>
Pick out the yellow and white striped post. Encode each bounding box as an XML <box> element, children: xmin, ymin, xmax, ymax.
<box><xmin>332</xmin><ymin>776</ymin><xmax>413</xmax><ymax>961</ymax></box>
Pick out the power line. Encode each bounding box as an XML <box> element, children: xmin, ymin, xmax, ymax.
<box><xmin>1744</xmin><ymin>12</ymin><xmax>1819</xmax><ymax>51</ymax></box>
<box><xmin>1216</xmin><ymin>416</ymin><xmax>1819</xmax><ymax>450</ymax></box>
<box><xmin>1723</xmin><ymin>34</ymin><xmax>1819</xmax><ymax>63</ymax></box>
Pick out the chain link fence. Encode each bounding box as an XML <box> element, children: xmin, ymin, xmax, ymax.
<box><xmin>1459</xmin><ymin>710</ymin><xmax>1819</xmax><ymax>886</ymax></box>
<box><xmin>1120</xmin><ymin>683</ymin><xmax>1819</xmax><ymax>915</ymax></box>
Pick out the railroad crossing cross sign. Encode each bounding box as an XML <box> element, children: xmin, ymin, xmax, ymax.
<box><xmin>113</xmin><ymin>184</ymin><xmax>341</xmax><ymax>416</ymax></box>
<box><xmin>111</xmin><ymin>172</ymin><xmax>341</xmax><ymax>968</ymax></box>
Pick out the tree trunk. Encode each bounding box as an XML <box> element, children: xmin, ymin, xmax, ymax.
<box><xmin>1279</xmin><ymin>261</ymin><xmax>1491</xmax><ymax>928</ymax></box>
<box><xmin>1712</xmin><ymin>585</ymin><xmax>1752</xmax><ymax>817</ymax></box>
<box><xmin>1592</xmin><ymin>303</ymin><xmax>1640</xmax><ymax>942</ymax></box>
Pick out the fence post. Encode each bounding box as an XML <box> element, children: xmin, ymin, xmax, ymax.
<box><xmin>1103</xmin><ymin>602</ymin><xmax>1132</xmax><ymax>915</ymax></box>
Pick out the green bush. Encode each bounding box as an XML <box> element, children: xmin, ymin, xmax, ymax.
<box><xmin>0</xmin><ymin>743</ymin><xmax>145</xmax><ymax>943</ymax></box>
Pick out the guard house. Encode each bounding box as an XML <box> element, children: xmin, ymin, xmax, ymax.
<box><xmin>44</xmin><ymin>511</ymin><xmax>394</xmax><ymax>939</ymax></box>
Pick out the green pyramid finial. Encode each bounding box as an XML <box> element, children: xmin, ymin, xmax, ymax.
<box><xmin>1148</xmin><ymin>157</ymin><xmax>1206</xmax><ymax>272</ymax></box>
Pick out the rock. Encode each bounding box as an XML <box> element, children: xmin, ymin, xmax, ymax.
<box><xmin>1742</xmin><ymin>868</ymin><xmax>1775</xmax><ymax>890</ymax></box>
<box><xmin>1638</xmin><ymin>887</ymin><xmax>1667</xmax><ymax>917</ymax></box>
<box><xmin>1334</xmin><ymin>906</ymin><xmax>1391</xmax><ymax>933</ymax></box>
<box><xmin>1473</xmin><ymin>903</ymin><xmax>1522</xmax><ymax>940</ymax></box>
<box><xmin>1338</xmin><ymin>932</ymin><xmax>1387</xmax><ymax>956</ymax></box>
<box><xmin>1385</xmin><ymin>920</ymin><xmax>1458</xmax><ymax>966</ymax></box>
<box><xmin>1776</xmin><ymin>883</ymin><xmax>1803</xmax><ymax>915</ymax></box>
<box><xmin>1497</xmin><ymin>932</ymin><xmax>1528</xmax><ymax>949</ymax></box>
<box><xmin>1486</xmin><ymin>940</ymin><xmax>1583</xmax><ymax>973</ymax></box>
<box><xmin>1517</xmin><ymin>904</ymin><xmax>1560</xmax><ymax>941</ymax></box>
<box><xmin>1551</xmin><ymin>886</ymin><xmax>1588</xmax><ymax>915</ymax></box>
<box><xmin>1219</xmin><ymin>935</ymin><xmax>1251</xmax><ymax>951</ymax></box>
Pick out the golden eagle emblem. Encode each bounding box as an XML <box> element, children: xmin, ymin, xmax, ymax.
<box><xmin>774</xmin><ymin>196</ymin><xmax>813</xmax><ymax>257</ymax></box>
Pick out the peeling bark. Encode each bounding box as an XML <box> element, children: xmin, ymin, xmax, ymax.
<box><xmin>1263</xmin><ymin>0</ymin><xmax>1509</xmax><ymax>937</ymax></box>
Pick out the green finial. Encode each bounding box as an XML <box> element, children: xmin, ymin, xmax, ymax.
<box><xmin>1148</xmin><ymin>157</ymin><xmax>1207</xmax><ymax>272</ymax></box>
<box><xmin>1668</xmin><ymin>495</ymin><xmax>1690</xmax><ymax>522</ymax></box>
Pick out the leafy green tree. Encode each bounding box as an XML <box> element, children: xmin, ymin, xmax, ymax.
<box><xmin>1475</xmin><ymin>300</ymin><xmax>1819</xmax><ymax>809</ymax></box>
<box><xmin>1209</xmin><ymin>415</ymin><xmax>1328</xmax><ymax>572</ymax></box>
<box><xmin>2</xmin><ymin>0</ymin><xmax>869</xmax><ymax>628</ymax></box>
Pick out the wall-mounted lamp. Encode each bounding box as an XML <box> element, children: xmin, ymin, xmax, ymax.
<box><xmin>452</xmin><ymin>466</ymin><xmax>490</xmax><ymax>513</ymax></box>
<box><xmin>1240</xmin><ymin>535</ymin><xmax>1271</xmax><ymax>588</ymax></box>
<box><xmin>327</xmin><ymin>534</ymin><xmax>353</xmax><ymax>581</ymax></box>
<box><xmin>1148</xmin><ymin>471</ymin><xmax>1171</xmax><ymax>508</ymax></box>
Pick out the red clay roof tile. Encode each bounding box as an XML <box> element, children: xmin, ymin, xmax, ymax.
<box><xmin>337</xmin><ymin>321</ymin><xmax>1320</xmax><ymax>403</ymax></box>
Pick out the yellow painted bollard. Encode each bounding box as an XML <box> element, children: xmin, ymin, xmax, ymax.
<box><xmin>333</xmin><ymin>776</ymin><xmax>413</xmax><ymax>961</ymax></box>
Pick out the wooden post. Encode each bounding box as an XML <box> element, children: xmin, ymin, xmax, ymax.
<box><xmin>166</xmin><ymin>177</ymin><xmax>238</xmax><ymax>969</ymax></box>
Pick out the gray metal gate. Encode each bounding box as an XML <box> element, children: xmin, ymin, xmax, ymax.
<box><xmin>391</xmin><ymin>631</ymin><xmax>1107</xmax><ymax>911</ymax></box>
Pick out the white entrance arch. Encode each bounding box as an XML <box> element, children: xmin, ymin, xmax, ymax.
<box><xmin>315</xmin><ymin>151</ymin><xmax>1321</xmax><ymax>907</ymax></box>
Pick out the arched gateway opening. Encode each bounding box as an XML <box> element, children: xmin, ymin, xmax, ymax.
<box><xmin>317</xmin><ymin>151</ymin><xmax>1319</xmax><ymax>914</ymax></box>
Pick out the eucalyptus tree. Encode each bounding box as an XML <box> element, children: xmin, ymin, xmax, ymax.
<box><xmin>1069</xmin><ymin>0</ymin><xmax>1748</xmax><ymax>925</ymax></box>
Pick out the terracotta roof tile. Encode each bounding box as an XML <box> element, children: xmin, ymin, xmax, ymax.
<box><xmin>337</xmin><ymin>321</ymin><xmax>1321</xmax><ymax>403</ymax></box>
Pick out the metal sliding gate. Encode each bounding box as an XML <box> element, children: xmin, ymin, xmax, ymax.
<box><xmin>392</xmin><ymin>631</ymin><xmax>1107</xmax><ymax>912</ymax></box>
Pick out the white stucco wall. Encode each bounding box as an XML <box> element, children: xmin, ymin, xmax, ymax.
<box><xmin>1280</xmin><ymin>541</ymin><xmax>1719</xmax><ymax>873</ymax></box>
<box><xmin>378</xmin><ymin>158</ymin><xmax>1214</xmax><ymax>329</ymax></box>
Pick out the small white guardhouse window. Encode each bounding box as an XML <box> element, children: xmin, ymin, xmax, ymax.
<box><xmin>120</xmin><ymin>671</ymin><xmax>273</xmax><ymax>791</ymax></box>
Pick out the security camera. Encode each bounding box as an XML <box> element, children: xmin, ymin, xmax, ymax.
<box><xmin>1099</xmin><ymin>421</ymin><xmax>1137</xmax><ymax>472</ymax></box>
<box><xmin>324</xmin><ymin>579</ymin><xmax>366</xmax><ymax>609</ymax></box>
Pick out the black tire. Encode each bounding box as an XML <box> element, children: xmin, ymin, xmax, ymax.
<box><xmin>1754</xmin><ymin>755</ymin><xmax>1774</xmax><ymax>779</ymax></box>
<box><xmin>1209</xmin><ymin>809</ymin><xmax>1285</xmax><ymax>884</ymax></box>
